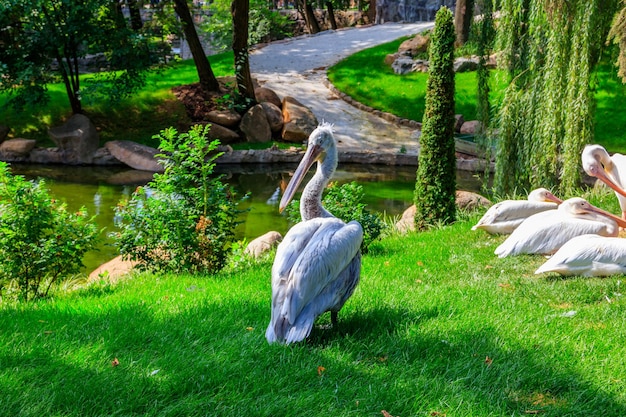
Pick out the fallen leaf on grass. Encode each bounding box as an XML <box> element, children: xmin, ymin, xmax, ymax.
<box><xmin>111</xmin><ymin>358</ymin><xmax>120</xmax><ymax>367</ymax></box>
<box><xmin>430</xmin><ymin>412</ymin><xmax>446</xmax><ymax>417</ymax></box>
<box><xmin>484</xmin><ymin>356</ymin><xmax>493</xmax><ymax>366</ymax></box>
<box><xmin>246</xmin><ymin>327</ymin><xmax>254</xmax><ymax>331</ymax></box>
<box><xmin>381</xmin><ymin>411</ymin><xmax>394</xmax><ymax>417</ymax></box>
<box><xmin>524</xmin><ymin>410</ymin><xmax>544</xmax><ymax>415</ymax></box>
<box><xmin>317</xmin><ymin>366</ymin><xmax>326</xmax><ymax>376</ymax></box>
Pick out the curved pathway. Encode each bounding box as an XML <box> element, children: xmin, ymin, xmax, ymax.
<box><xmin>248</xmin><ymin>22</ymin><xmax>434</xmax><ymax>158</ymax></box>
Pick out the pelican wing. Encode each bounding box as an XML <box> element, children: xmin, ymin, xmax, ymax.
<box><xmin>472</xmin><ymin>200</ymin><xmax>558</xmax><ymax>234</ymax></box>
<box><xmin>536</xmin><ymin>234</ymin><xmax>626</xmax><ymax>277</ymax></box>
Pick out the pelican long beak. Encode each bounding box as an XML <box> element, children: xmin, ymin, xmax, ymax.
<box><xmin>279</xmin><ymin>143</ymin><xmax>323</xmax><ymax>213</ymax></box>
<box><xmin>545</xmin><ymin>191</ymin><xmax>563</xmax><ymax>205</ymax></box>
<box><xmin>589</xmin><ymin>166</ymin><xmax>626</xmax><ymax>199</ymax></box>
<box><xmin>587</xmin><ymin>203</ymin><xmax>626</xmax><ymax>229</ymax></box>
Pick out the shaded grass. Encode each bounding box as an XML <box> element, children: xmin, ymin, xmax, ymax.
<box><xmin>1</xmin><ymin>191</ymin><xmax>626</xmax><ymax>416</ymax></box>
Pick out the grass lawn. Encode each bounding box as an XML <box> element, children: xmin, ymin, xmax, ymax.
<box><xmin>1</xmin><ymin>187</ymin><xmax>626</xmax><ymax>416</ymax></box>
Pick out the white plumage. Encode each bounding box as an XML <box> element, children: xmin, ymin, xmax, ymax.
<box><xmin>535</xmin><ymin>234</ymin><xmax>626</xmax><ymax>277</ymax></box>
<box><xmin>494</xmin><ymin>197</ymin><xmax>626</xmax><ymax>258</ymax></box>
<box><xmin>266</xmin><ymin>123</ymin><xmax>363</xmax><ymax>344</ymax></box>
<box><xmin>472</xmin><ymin>188</ymin><xmax>562</xmax><ymax>234</ymax></box>
<box><xmin>582</xmin><ymin>144</ymin><xmax>626</xmax><ymax>220</ymax></box>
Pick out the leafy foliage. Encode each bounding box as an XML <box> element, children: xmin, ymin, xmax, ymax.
<box><xmin>414</xmin><ymin>7</ymin><xmax>457</xmax><ymax>230</ymax></box>
<box><xmin>113</xmin><ymin>125</ymin><xmax>242</xmax><ymax>274</ymax></box>
<box><xmin>285</xmin><ymin>181</ymin><xmax>386</xmax><ymax>252</ymax></box>
<box><xmin>0</xmin><ymin>162</ymin><xmax>99</xmax><ymax>301</ymax></box>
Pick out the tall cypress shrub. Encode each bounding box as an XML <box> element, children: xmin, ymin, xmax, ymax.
<box><xmin>414</xmin><ymin>7</ymin><xmax>456</xmax><ymax>230</ymax></box>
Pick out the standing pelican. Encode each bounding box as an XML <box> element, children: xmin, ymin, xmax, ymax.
<box><xmin>582</xmin><ymin>144</ymin><xmax>626</xmax><ymax>220</ymax></box>
<box><xmin>535</xmin><ymin>234</ymin><xmax>626</xmax><ymax>277</ymax></box>
<box><xmin>494</xmin><ymin>197</ymin><xmax>626</xmax><ymax>258</ymax></box>
<box><xmin>472</xmin><ymin>188</ymin><xmax>562</xmax><ymax>234</ymax></box>
<box><xmin>266</xmin><ymin>123</ymin><xmax>363</xmax><ymax>345</ymax></box>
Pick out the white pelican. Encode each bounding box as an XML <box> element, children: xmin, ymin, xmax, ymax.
<box><xmin>471</xmin><ymin>188</ymin><xmax>562</xmax><ymax>234</ymax></box>
<box><xmin>535</xmin><ymin>234</ymin><xmax>626</xmax><ymax>277</ymax></box>
<box><xmin>582</xmin><ymin>144</ymin><xmax>626</xmax><ymax>220</ymax></box>
<box><xmin>266</xmin><ymin>123</ymin><xmax>363</xmax><ymax>344</ymax></box>
<box><xmin>494</xmin><ymin>197</ymin><xmax>626</xmax><ymax>258</ymax></box>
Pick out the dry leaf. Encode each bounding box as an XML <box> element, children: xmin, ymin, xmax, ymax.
<box><xmin>498</xmin><ymin>283</ymin><xmax>511</xmax><ymax>289</ymax></box>
<box><xmin>381</xmin><ymin>411</ymin><xmax>394</xmax><ymax>417</ymax></box>
<box><xmin>417</xmin><ymin>261</ymin><xmax>424</xmax><ymax>266</ymax></box>
<box><xmin>246</xmin><ymin>327</ymin><xmax>254</xmax><ymax>331</ymax></box>
<box><xmin>317</xmin><ymin>366</ymin><xmax>326</xmax><ymax>376</ymax></box>
<box><xmin>111</xmin><ymin>358</ymin><xmax>120</xmax><ymax>367</ymax></box>
<box><xmin>524</xmin><ymin>410</ymin><xmax>544</xmax><ymax>415</ymax></box>
<box><xmin>484</xmin><ymin>356</ymin><xmax>493</xmax><ymax>366</ymax></box>
<box><xmin>430</xmin><ymin>412</ymin><xmax>446</xmax><ymax>417</ymax></box>
<box><xmin>485</xmin><ymin>265</ymin><xmax>493</xmax><ymax>269</ymax></box>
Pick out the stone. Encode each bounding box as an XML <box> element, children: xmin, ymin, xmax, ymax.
<box><xmin>48</xmin><ymin>113</ymin><xmax>100</xmax><ymax>164</ymax></box>
<box><xmin>391</xmin><ymin>57</ymin><xmax>417</xmax><ymax>75</ymax></box>
<box><xmin>398</xmin><ymin>34</ymin><xmax>429</xmax><ymax>57</ymax></box>
<box><xmin>455</xmin><ymin>190</ymin><xmax>492</xmax><ymax>211</ymax></box>
<box><xmin>206</xmin><ymin>109</ymin><xmax>241</xmax><ymax>128</ymax></box>
<box><xmin>105</xmin><ymin>140</ymin><xmax>164</xmax><ymax>172</ymax></box>
<box><xmin>454</xmin><ymin>57</ymin><xmax>479</xmax><ymax>73</ymax></box>
<box><xmin>260</xmin><ymin>102</ymin><xmax>284</xmax><ymax>133</ymax></box>
<box><xmin>28</xmin><ymin>147</ymin><xmax>65</xmax><ymax>164</ymax></box>
<box><xmin>281</xmin><ymin>96</ymin><xmax>318</xmax><ymax>143</ymax></box>
<box><xmin>460</xmin><ymin>120</ymin><xmax>483</xmax><ymax>135</ymax></box>
<box><xmin>0</xmin><ymin>138</ymin><xmax>36</xmax><ymax>156</ymax></box>
<box><xmin>395</xmin><ymin>204</ymin><xmax>416</xmax><ymax>234</ymax></box>
<box><xmin>255</xmin><ymin>87</ymin><xmax>282</xmax><ymax>109</ymax></box>
<box><xmin>413</xmin><ymin>59</ymin><xmax>429</xmax><ymax>72</ymax></box>
<box><xmin>384</xmin><ymin>53</ymin><xmax>399</xmax><ymax>66</ymax></box>
<box><xmin>0</xmin><ymin>125</ymin><xmax>9</xmax><ymax>143</ymax></box>
<box><xmin>240</xmin><ymin>104</ymin><xmax>272</xmax><ymax>143</ymax></box>
<box><xmin>88</xmin><ymin>255</ymin><xmax>138</xmax><ymax>283</ymax></box>
<box><xmin>244</xmin><ymin>231</ymin><xmax>283</xmax><ymax>258</ymax></box>
<box><xmin>200</xmin><ymin>122</ymin><xmax>241</xmax><ymax>144</ymax></box>
<box><xmin>454</xmin><ymin>114</ymin><xmax>465</xmax><ymax>133</ymax></box>
<box><xmin>91</xmin><ymin>146</ymin><xmax>124</xmax><ymax>166</ymax></box>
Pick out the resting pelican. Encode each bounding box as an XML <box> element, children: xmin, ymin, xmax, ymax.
<box><xmin>494</xmin><ymin>197</ymin><xmax>626</xmax><ymax>258</ymax></box>
<box><xmin>582</xmin><ymin>144</ymin><xmax>626</xmax><ymax>220</ymax></box>
<box><xmin>471</xmin><ymin>188</ymin><xmax>562</xmax><ymax>234</ymax></box>
<box><xmin>535</xmin><ymin>234</ymin><xmax>626</xmax><ymax>277</ymax></box>
<box><xmin>266</xmin><ymin>123</ymin><xmax>363</xmax><ymax>345</ymax></box>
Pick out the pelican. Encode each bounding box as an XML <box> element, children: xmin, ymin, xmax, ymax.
<box><xmin>471</xmin><ymin>188</ymin><xmax>563</xmax><ymax>234</ymax></box>
<box><xmin>582</xmin><ymin>144</ymin><xmax>626</xmax><ymax>220</ymax></box>
<box><xmin>494</xmin><ymin>197</ymin><xmax>626</xmax><ymax>258</ymax></box>
<box><xmin>266</xmin><ymin>123</ymin><xmax>364</xmax><ymax>345</ymax></box>
<box><xmin>535</xmin><ymin>234</ymin><xmax>626</xmax><ymax>277</ymax></box>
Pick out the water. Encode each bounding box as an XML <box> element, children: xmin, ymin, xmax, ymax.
<box><xmin>8</xmin><ymin>163</ymin><xmax>485</xmax><ymax>272</ymax></box>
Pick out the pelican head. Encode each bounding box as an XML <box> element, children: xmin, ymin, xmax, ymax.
<box><xmin>582</xmin><ymin>145</ymin><xmax>626</xmax><ymax>199</ymax></box>
<box><xmin>279</xmin><ymin>123</ymin><xmax>337</xmax><ymax>213</ymax></box>
<box><xmin>528</xmin><ymin>188</ymin><xmax>563</xmax><ymax>204</ymax></box>
<box><xmin>560</xmin><ymin>197</ymin><xmax>626</xmax><ymax>228</ymax></box>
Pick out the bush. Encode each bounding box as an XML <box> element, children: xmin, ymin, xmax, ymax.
<box><xmin>286</xmin><ymin>181</ymin><xmax>386</xmax><ymax>253</ymax></box>
<box><xmin>0</xmin><ymin>162</ymin><xmax>99</xmax><ymax>301</ymax></box>
<box><xmin>113</xmin><ymin>125</ymin><xmax>242</xmax><ymax>274</ymax></box>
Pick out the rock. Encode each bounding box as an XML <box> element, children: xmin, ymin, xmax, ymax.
<box><xmin>199</xmin><ymin>122</ymin><xmax>241</xmax><ymax>144</ymax></box>
<box><xmin>255</xmin><ymin>87</ymin><xmax>282</xmax><ymax>108</ymax></box>
<box><xmin>413</xmin><ymin>59</ymin><xmax>429</xmax><ymax>72</ymax></box>
<box><xmin>91</xmin><ymin>146</ymin><xmax>124</xmax><ymax>166</ymax></box>
<box><xmin>395</xmin><ymin>204</ymin><xmax>416</xmax><ymax>234</ymax></box>
<box><xmin>206</xmin><ymin>109</ymin><xmax>241</xmax><ymax>128</ymax></box>
<box><xmin>460</xmin><ymin>120</ymin><xmax>483</xmax><ymax>135</ymax></box>
<box><xmin>454</xmin><ymin>57</ymin><xmax>479</xmax><ymax>73</ymax></box>
<box><xmin>244</xmin><ymin>231</ymin><xmax>283</xmax><ymax>258</ymax></box>
<box><xmin>260</xmin><ymin>102</ymin><xmax>284</xmax><ymax>133</ymax></box>
<box><xmin>0</xmin><ymin>125</ymin><xmax>9</xmax><ymax>143</ymax></box>
<box><xmin>455</xmin><ymin>190</ymin><xmax>491</xmax><ymax>211</ymax></box>
<box><xmin>88</xmin><ymin>255</ymin><xmax>138</xmax><ymax>283</ymax></box>
<box><xmin>454</xmin><ymin>114</ymin><xmax>465</xmax><ymax>133</ymax></box>
<box><xmin>391</xmin><ymin>57</ymin><xmax>417</xmax><ymax>75</ymax></box>
<box><xmin>48</xmin><ymin>114</ymin><xmax>100</xmax><ymax>164</ymax></box>
<box><xmin>105</xmin><ymin>140</ymin><xmax>164</xmax><ymax>172</ymax></box>
<box><xmin>28</xmin><ymin>147</ymin><xmax>65</xmax><ymax>164</ymax></box>
<box><xmin>281</xmin><ymin>96</ymin><xmax>318</xmax><ymax>143</ymax></box>
<box><xmin>398</xmin><ymin>34</ymin><xmax>429</xmax><ymax>57</ymax></box>
<box><xmin>240</xmin><ymin>104</ymin><xmax>272</xmax><ymax>143</ymax></box>
<box><xmin>0</xmin><ymin>138</ymin><xmax>36</xmax><ymax>156</ymax></box>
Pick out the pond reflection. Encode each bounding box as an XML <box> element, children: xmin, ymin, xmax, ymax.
<box><xmin>8</xmin><ymin>163</ymin><xmax>486</xmax><ymax>272</ymax></box>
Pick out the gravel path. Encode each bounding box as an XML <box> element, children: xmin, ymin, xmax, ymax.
<box><xmin>248</xmin><ymin>22</ymin><xmax>434</xmax><ymax>157</ymax></box>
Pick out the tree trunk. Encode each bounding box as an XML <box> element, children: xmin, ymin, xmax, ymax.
<box><xmin>298</xmin><ymin>0</ymin><xmax>320</xmax><ymax>34</ymax></box>
<box><xmin>126</xmin><ymin>0</ymin><xmax>143</xmax><ymax>30</ymax></box>
<box><xmin>173</xmin><ymin>0</ymin><xmax>220</xmax><ymax>92</ymax></box>
<box><xmin>454</xmin><ymin>0</ymin><xmax>474</xmax><ymax>46</ymax></box>
<box><xmin>326</xmin><ymin>1</ymin><xmax>337</xmax><ymax>30</ymax></box>
<box><xmin>231</xmin><ymin>0</ymin><xmax>257</xmax><ymax>104</ymax></box>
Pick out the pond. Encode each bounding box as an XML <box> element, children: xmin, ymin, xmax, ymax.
<box><xmin>8</xmin><ymin>163</ymin><xmax>486</xmax><ymax>273</ymax></box>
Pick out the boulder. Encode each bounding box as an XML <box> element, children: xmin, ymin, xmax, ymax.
<box><xmin>395</xmin><ymin>204</ymin><xmax>416</xmax><ymax>234</ymax></box>
<box><xmin>398</xmin><ymin>34</ymin><xmax>429</xmax><ymax>57</ymax></box>
<box><xmin>240</xmin><ymin>104</ymin><xmax>272</xmax><ymax>143</ymax></box>
<box><xmin>0</xmin><ymin>138</ymin><xmax>36</xmax><ymax>156</ymax></box>
<box><xmin>255</xmin><ymin>87</ymin><xmax>282</xmax><ymax>108</ymax></box>
<box><xmin>244</xmin><ymin>231</ymin><xmax>283</xmax><ymax>258</ymax></box>
<box><xmin>91</xmin><ymin>146</ymin><xmax>124</xmax><ymax>166</ymax></box>
<box><xmin>281</xmin><ymin>97</ymin><xmax>318</xmax><ymax>143</ymax></box>
<box><xmin>0</xmin><ymin>125</ymin><xmax>9</xmax><ymax>143</ymax></box>
<box><xmin>260</xmin><ymin>102</ymin><xmax>284</xmax><ymax>133</ymax></box>
<box><xmin>384</xmin><ymin>53</ymin><xmax>399</xmax><ymax>66</ymax></box>
<box><xmin>206</xmin><ymin>109</ymin><xmax>241</xmax><ymax>128</ymax></box>
<box><xmin>460</xmin><ymin>120</ymin><xmax>483</xmax><ymax>135</ymax></box>
<box><xmin>88</xmin><ymin>255</ymin><xmax>138</xmax><ymax>283</ymax></box>
<box><xmin>105</xmin><ymin>140</ymin><xmax>164</xmax><ymax>172</ymax></box>
<box><xmin>454</xmin><ymin>57</ymin><xmax>479</xmax><ymax>73</ymax></box>
<box><xmin>391</xmin><ymin>57</ymin><xmax>417</xmax><ymax>75</ymax></box>
<box><xmin>455</xmin><ymin>190</ymin><xmax>491</xmax><ymax>211</ymax></box>
<box><xmin>200</xmin><ymin>122</ymin><xmax>241</xmax><ymax>144</ymax></box>
<box><xmin>454</xmin><ymin>114</ymin><xmax>465</xmax><ymax>133</ymax></box>
<box><xmin>48</xmin><ymin>114</ymin><xmax>100</xmax><ymax>164</ymax></box>
<box><xmin>28</xmin><ymin>147</ymin><xmax>65</xmax><ymax>164</ymax></box>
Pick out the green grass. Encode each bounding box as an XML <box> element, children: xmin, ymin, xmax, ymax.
<box><xmin>2</xmin><ymin>188</ymin><xmax>626</xmax><ymax>416</ymax></box>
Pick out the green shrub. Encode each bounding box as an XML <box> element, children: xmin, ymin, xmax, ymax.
<box><xmin>113</xmin><ymin>125</ymin><xmax>242</xmax><ymax>274</ymax></box>
<box><xmin>285</xmin><ymin>181</ymin><xmax>386</xmax><ymax>252</ymax></box>
<box><xmin>0</xmin><ymin>162</ymin><xmax>99</xmax><ymax>301</ymax></box>
<box><xmin>414</xmin><ymin>7</ymin><xmax>457</xmax><ymax>230</ymax></box>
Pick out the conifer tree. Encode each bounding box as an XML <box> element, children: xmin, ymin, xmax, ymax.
<box><xmin>414</xmin><ymin>7</ymin><xmax>456</xmax><ymax>230</ymax></box>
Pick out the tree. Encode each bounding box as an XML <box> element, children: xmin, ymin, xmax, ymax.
<box><xmin>232</xmin><ymin>0</ymin><xmax>257</xmax><ymax>105</ymax></box>
<box><xmin>414</xmin><ymin>7</ymin><xmax>456</xmax><ymax>230</ymax></box>
<box><xmin>298</xmin><ymin>0</ymin><xmax>320</xmax><ymax>34</ymax></box>
<box><xmin>494</xmin><ymin>0</ymin><xmax>619</xmax><ymax>195</ymax></box>
<box><xmin>172</xmin><ymin>0</ymin><xmax>221</xmax><ymax>92</ymax></box>
<box><xmin>454</xmin><ymin>0</ymin><xmax>474</xmax><ymax>46</ymax></box>
<box><xmin>0</xmin><ymin>0</ymin><xmax>158</xmax><ymax>114</ymax></box>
